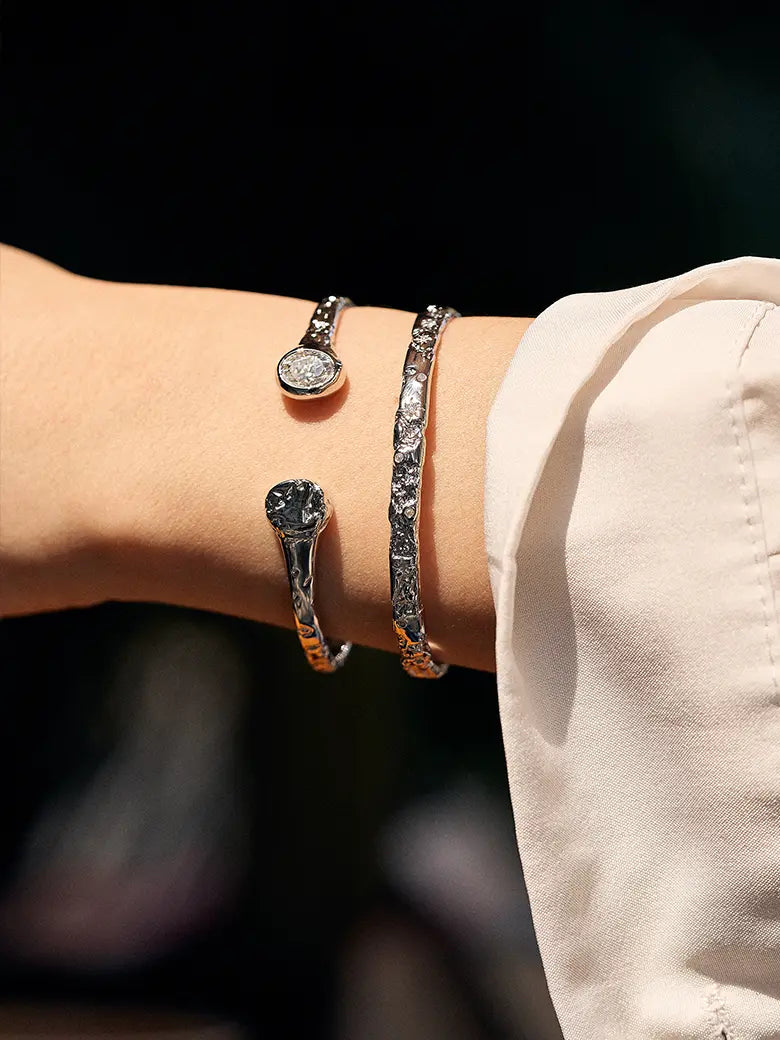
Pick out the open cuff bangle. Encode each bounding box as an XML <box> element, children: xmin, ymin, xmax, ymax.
<box><xmin>389</xmin><ymin>305</ymin><xmax>460</xmax><ymax>679</ymax></box>
<box><xmin>265</xmin><ymin>479</ymin><xmax>351</xmax><ymax>673</ymax></box>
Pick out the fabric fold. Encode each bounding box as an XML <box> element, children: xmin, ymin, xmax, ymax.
<box><xmin>485</xmin><ymin>257</ymin><xmax>780</xmax><ymax>1039</ymax></box>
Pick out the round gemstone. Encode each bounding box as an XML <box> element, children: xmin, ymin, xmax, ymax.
<box><xmin>279</xmin><ymin>348</ymin><xmax>336</xmax><ymax>391</ymax></box>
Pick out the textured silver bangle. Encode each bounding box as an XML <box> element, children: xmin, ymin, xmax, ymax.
<box><xmin>389</xmin><ymin>304</ymin><xmax>460</xmax><ymax>679</ymax></box>
<box><xmin>265</xmin><ymin>479</ymin><xmax>351</xmax><ymax>673</ymax></box>
<box><xmin>276</xmin><ymin>296</ymin><xmax>353</xmax><ymax>398</ymax></box>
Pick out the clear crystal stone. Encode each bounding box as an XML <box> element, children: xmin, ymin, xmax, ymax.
<box><xmin>279</xmin><ymin>348</ymin><xmax>336</xmax><ymax>390</ymax></box>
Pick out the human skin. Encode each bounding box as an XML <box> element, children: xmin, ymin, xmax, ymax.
<box><xmin>0</xmin><ymin>245</ymin><xmax>532</xmax><ymax>671</ymax></box>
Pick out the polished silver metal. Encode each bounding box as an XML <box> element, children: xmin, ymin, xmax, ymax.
<box><xmin>265</xmin><ymin>479</ymin><xmax>351</xmax><ymax>673</ymax></box>
<box><xmin>276</xmin><ymin>296</ymin><xmax>353</xmax><ymax>399</ymax></box>
<box><xmin>389</xmin><ymin>304</ymin><xmax>460</xmax><ymax>679</ymax></box>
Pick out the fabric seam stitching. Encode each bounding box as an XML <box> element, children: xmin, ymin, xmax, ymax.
<box><xmin>728</xmin><ymin>301</ymin><xmax>779</xmax><ymax>700</ymax></box>
<box><xmin>706</xmin><ymin>982</ymin><xmax>739</xmax><ymax>1040</ymax></box>
<box><xmin>711</xmin><ymin>300</ymin><xmax>777</xmax><ymax>1040</ymax></box>
<box><xmin>710</xmin><ymin>301</ymin><xmax>777</xmax><ymax>1039</ymax></box>
<box><xmin>739</xmin><ymin>304</ymin><xmax>780</xmax><ymax>579</ymax></box>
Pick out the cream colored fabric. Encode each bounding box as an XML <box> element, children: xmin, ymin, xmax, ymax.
<box><xmin>485</xmin><ymin>258</ymin><xmax>780</xmax><ymax>1040</ymax></box>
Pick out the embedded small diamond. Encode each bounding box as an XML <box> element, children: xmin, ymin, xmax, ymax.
<box><xmin>403</xmin><ymin>506</ymin><xmax>416</xmax><ymax>519</ymax></box>
<box><xmin>415</xmin><ymin>372</ymin><xmax>427</xmax><ymax>382</ymax></box>
<box><xmin>394</xmin><ymin>451</ymin><xmax>405</xmax><ymax>464</ymax></box>
<box><xmin>279</xmin><ymin>348</ymin><xmax>336</xmax><ymax>391</ymax></box>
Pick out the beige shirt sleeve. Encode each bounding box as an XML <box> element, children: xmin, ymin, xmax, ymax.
<box><xmin>485</xmin><ymin>258</ymin><xmax>780</xmax><ymax>1040</ymax></box>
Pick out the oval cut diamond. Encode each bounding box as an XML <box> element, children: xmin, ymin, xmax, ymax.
<box><xmin>279</xmin><ymin>348</ymin><xmax>336</xmax><ymax>391</ymax></box>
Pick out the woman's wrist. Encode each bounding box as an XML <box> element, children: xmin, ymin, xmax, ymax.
<box><xmin>0</xmin><ymin>246</ymin><xmax>531</xmax><ymax>670</ymax></box>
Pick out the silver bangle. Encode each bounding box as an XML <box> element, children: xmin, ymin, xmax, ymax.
<box><xmin>276</xmin><ymin>296</ymin><xmax>353</xmax><ymax>398</ymax></box>
<box><xmin>389</xmin><ymin>304</ymin><xmax>460</xmax><ymax>678</ymax></box>
<box><xmin>265</xmin><ymin>479</ymin><xmax>351</xmax><ymax>673</ymax></box>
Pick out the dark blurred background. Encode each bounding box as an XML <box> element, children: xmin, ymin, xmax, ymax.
<box><xmin>2</xmin><ymin>2</ymin><xmax>779</xmax><ymax>1038</ymax></box>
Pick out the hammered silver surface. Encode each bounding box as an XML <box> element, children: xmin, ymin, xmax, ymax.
<box><xmin>266</xmin><ymin>479</ymin><xmax>351</xmax><ymax>674</ymax></box>
<box><xmin>389</xmin><ymin>305</ymin><xmax>460</xmax><ymax>679</ymax></box>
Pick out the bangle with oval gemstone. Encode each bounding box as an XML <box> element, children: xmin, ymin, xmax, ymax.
<box><xmin>265</xmin><ymin>478</ymin><xmax>351</xmax><ymax>674</ymax></box>
<box><xmin>389</xmin><ymin>304</ymin><xmax>460</xmax><ymax>679</ymax></box>
<box><xmin>276</xmin><ymin>296</ymin><xmax>353</xmax><ymax>398</ymax></box>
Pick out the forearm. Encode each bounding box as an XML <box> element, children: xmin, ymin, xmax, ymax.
<box><xmin>0</xmin><ymin>246</ymin><xmax>531</xmax><ymax>670</ymax></box>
